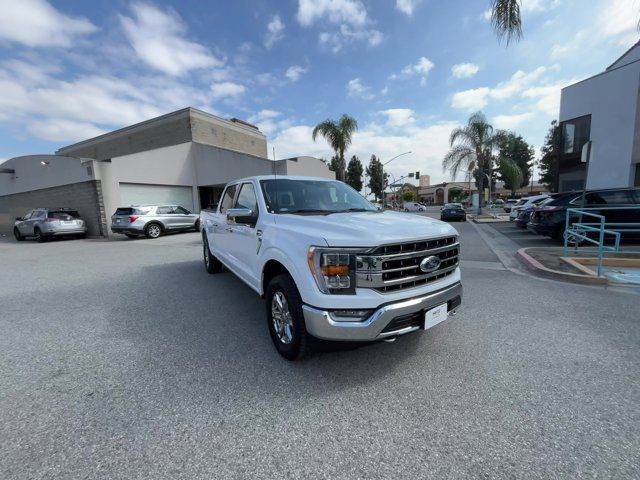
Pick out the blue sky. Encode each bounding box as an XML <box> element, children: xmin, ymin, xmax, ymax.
<box><xmin>0</xmin><ymin>0</ymin><xmax>637</xmax><ymax>183</ymax></box>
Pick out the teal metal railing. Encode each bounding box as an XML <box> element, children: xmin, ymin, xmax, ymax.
<box><xmin>563</xmin><ymin>206</ymin><xmax>640</xmax><ymax>276</ymax></box>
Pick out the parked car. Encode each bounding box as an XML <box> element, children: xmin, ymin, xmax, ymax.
<box><xmin>509</xmin><ymin>194</ymin><xmax>549</xmax><ymax>221</ymax></box>
<box><xmin>200</xmin><ymin>176</ymin><xmax>462</xmax><ymax>360</ymax></box>
<box><xmin>503</xmin><ymin>199</ymin><xmax>519</xmax><ymax>213</ymax></box>
<box><xmin>528</xmin><ymin>188</ymin><xmax>640</xmax><ymax>242</ymax></box>
<box><xmin>14</xmin><ymin>208</ymin><xmax>88</xmax><ymax>242</ymax></box>
<box><xmin>440</xmin><ymin>203</ymin><xmax>466</xmax><ymax>222</ymax></box>
<box><xmin>513</xmin><ymin>197</ymin><xmax>550</xmax><ymax>228</ymax></box>
<box><xmin>111</xmin><ymin>205</ymin><xmax>199</xmax><ymax>239</ymax></box>
<box><xmin>403</xmin><ymin>202</ymin><xmax>426</xmax><ymax>212</ymax></box>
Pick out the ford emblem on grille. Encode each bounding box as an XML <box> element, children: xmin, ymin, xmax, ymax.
<box><xmin>419</xmin><ymin>255</ymin><xmax>441</xmax><ymax>273</ymax></box>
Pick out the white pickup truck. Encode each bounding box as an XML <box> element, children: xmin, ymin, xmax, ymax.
<box><xmin>200</xmin><ymin>175</ymin><xmax>462</xmax><ymax>360</ymax></box>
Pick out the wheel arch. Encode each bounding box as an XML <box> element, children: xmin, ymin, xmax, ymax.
<box><xmin>261</xmin><ymin>259</ymin><xmax>292</xmax><ymax>298</ymax></box>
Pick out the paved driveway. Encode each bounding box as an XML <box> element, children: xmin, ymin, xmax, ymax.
<box><xmin>1</xmin><ymin>231</ymin><xmax>639</xmax><ymax>479</ymax></box>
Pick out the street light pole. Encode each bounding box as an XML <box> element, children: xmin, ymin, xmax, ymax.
<box><xmin>382</xmin><ymin>151</ymin><xmax>412</xmax><ymax>167</ymax></box>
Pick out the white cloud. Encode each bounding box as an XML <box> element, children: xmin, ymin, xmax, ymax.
<box><xmin>347</xmin><ymin>78</ymin><xmax>374</xmax><ymax>99</ymax></box>
<box><xmin>380</xmin><ymin>109</ymin><xmax>416</xmax><ymax>127</ymax></box>
<box><xmin>210</xmin><ymin>82</ymin><xmax>246</xmax><ymax>100</ymax></box>
<box><xmin>451</xmin><ymin>87</ymin><xmax>490</xmax><ymax>110</ymax></box>
<box><xmin>391</xmin><ymin>56</ymin><xmax>434</xmax><ymax>85</ymax></box>
<box><xmin>598</xmin><ymin>0</ymin><xmax>639</xmax><ymax>46</ymax></box>
<box><xmin>27</xmin><ymin>119</ymin><xmax>108</xmax><ymax>142</ymax></box>
<box><xmin>492</xmin><ymin>112</ymin><xmax>535</xmax><ymax>130</ymax></box>
<box><xmin>0</xmin><ymin>0</ymin><xmax>97</xmax><ymax>48</ymax></box>
<box><xmin>395</xmin><ymin>0</ymin><xmax>421</xmax><ymax>16</ymax></box>
<box><xmin>120</xmin><ymin>2</ymin><xmax>223</xmax><ymax>76</ymax></box>
<box><xmin>490</xmin><ymin>67</ymin><xmax>548</xmax><ymax>99</ymax></box>
<box><xmin>247</xmin><ymin>110</ymin><xmax>291</xmax><ymax>136</ymax></box>
<box><xmin>297</xmin><ymin>0</ymin><xmax>382</xmax><ymax>52</ymax></box>
<box><xmin>296</xmin><ymin>0</ymin><xmax>368</xmax><ymax>27</ymax></box>
<box><xmin>285</xmin><ymin>65</ymin><xmax>307</xmax><ymax>82</ymax></box>
<box><xmin>272</xmin><ymin>120</ymin><xmax>462</xmax><ymax>183</ymax></box>
<box><xmin>265</xmin><ymin>14</ymin><xmax>285</xmax><ymax>49</ymax></box>
<box><xmin>451</xmin><ymin>63</ymin><xmax>480</xmax><ymax>79</ymax></box>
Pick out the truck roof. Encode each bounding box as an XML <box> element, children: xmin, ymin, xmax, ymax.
<box><xmin>228</xmin><ymin>175</ymin><xmax>336</xmax><ymax>184</ymax></box>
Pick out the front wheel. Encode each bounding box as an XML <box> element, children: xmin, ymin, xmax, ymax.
<box><xmin>203</xmin><ymin>235</ymin><xmax>223</xmax><ymax>274</ymax></box>
<box><xmin>13</xmin><ymin>228</ymin><xmax>24</xmax><ymax>241</ymax></box>
<box><xmin>266</xmin><ymin>274</ymin><xmax>309</xmax><ymax>361</ymax></box>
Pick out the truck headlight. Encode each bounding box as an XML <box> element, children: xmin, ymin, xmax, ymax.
<box><xmin>307</xmin><ymin>247</ymin><xmax>357</xmax><ymax>295</ymax></box>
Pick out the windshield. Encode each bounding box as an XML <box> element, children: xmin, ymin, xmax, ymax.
<box><xmin>444</xmin><ymin>203</ymin><xmax>462</xmax><ymax>209</ymax></box>
<box><xmin>260</xmin><ymin>179</ymin><xmax>377</xmax><ymax>214</ymax></box>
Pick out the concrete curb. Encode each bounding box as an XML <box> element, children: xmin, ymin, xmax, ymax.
<box><xmin>516</xmin><ymin>248</ymin><xmax>608</xmax><ymax>285</ymax></box>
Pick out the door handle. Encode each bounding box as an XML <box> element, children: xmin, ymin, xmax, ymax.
<box><xmin>256</xmin><ymin>230</ymin><xmax>263</xmax><ymax>239</ymax></box>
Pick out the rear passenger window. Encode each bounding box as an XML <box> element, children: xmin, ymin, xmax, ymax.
<box><xmin>156</xmin><ymin>206</ymin><xmax>173</xmax><ymax>214</ymax></box>
<box><xmin>585</xmin><ymin>190</ymin><xmax>633</xmax><ymax>205</ymax></box>
<box><xmin>220</xmin><ymin>185</ymin><xmax>237</xmax><ymax>214</ymax></box>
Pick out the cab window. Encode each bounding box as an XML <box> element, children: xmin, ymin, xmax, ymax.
<box><xmin>219</xmin><ymin>185</ymin><xmax>237</xmax><ymax>214</ymax></box>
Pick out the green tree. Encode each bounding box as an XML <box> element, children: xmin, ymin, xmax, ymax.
<box><xmin>403</xmin><ymin>190</ymin><xmax>417</xmax><ymax>202</ymax></box>
<box><xmin>442</xmin><ymin>111</ymin><xmax>507</xmax><ymax>213</ymax></box>
<box><xmin>538</xmin><ymin>120</ymin><xmax>561</xmax><ymax>192</ymax></box>
<box><xmin>366</xmin><ymin>155</ymin><xmax>387</xmax><ymax>203</ymax></box>
<box><xmin>497</xmin><ymin>133</ymin><xmax>532</xmax><ymax>196</ymax></box>
<box><xmin>312</xmin><ymin>114</ymin><xmax>358</xmax><ymax>182</ymax></box>
<box><xmin>326</xmin><ymin>155</ymin><xmax>340</xmax><ymax>174</ymax></box>
<box><xmin>345</xmin><ymin>155</ymin><xmax>364</xmax><ymax>191</ymax></box>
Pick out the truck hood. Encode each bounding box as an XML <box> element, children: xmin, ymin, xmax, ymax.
<box><xmin>276</xmin><ymin>210</ymin><xmax>458</xmax><ymax>247</ymax></box>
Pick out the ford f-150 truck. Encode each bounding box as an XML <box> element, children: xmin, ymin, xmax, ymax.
<box><xmin>200</xmin><ymin>175</ymin><xmax>462</xmax><ymax>360</ymax></box>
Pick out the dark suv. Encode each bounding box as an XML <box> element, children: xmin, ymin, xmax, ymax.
<box><xmin>528</xmin><ymin>188</ymin><xmax>640</xmax><ymax>241</ymax></box>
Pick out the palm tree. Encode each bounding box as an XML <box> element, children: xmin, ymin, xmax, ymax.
<box><xmin>312</xmin><ymin>114</ymin><xmax>358</xmax><ymax>182</ymax></box>
<box><xmin>442</xmin><ymin>112</ymin><xmax>509</xmax><ymax>214</ymax></box>
<box><xmin>491</xmin><ymin>0</ymin><xmax>522</xmax><ymax>44</ymax></box>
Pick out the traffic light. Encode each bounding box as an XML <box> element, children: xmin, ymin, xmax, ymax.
<box><xmin>415</xmin><ymin>171</ymin><xmax>420</xmax><ymax>179</ymax></box>
<box><xmin>408</xmin><ymin>172</ymin><xmax>414</xmax><ymax>178</ymax></box>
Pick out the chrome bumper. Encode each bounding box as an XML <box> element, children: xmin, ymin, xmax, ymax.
<box><xmin>302</xmin><ymin>282</ymin><xmax>462</xmax><ymax>341</ymax></box>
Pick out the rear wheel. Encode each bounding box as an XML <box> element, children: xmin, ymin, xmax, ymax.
<box><xmin>13</xmin><ymin>228</ymin><xmax>24</xmax><ymax>241</ymax></box>
<box><xmin>203</xmin><ymin>235</ymin><xmax>223</xmax><ymax>274</ymax></box>
<box><xmin>34</xmin><ymin>227</ymin><xmax>45</xmax><ymax>243</ymax></box>
<box><xmin>144</xmin><ymin>223</ymin><xmax>162</xmax><ymax>239</ymax></box>
<box><xmin>266</xmin><ymin>274</ymin><xmax>309</xmax><ymax>361</ymax></box>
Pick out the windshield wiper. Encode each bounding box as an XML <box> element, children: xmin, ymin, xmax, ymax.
<box><xmin>330</xmin><ymin>208</ymin><xmax>376</xmax><ymax>214</ymax></box>
<box><xmin>280</xmin><ymin>209</ymin><xmax>335</xmax><ymax>215</ymax></box>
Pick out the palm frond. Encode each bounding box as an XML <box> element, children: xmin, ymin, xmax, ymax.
<box><xmin>491</xmin><ymin>0</ymin><xmax>522</xmax><ymax>44</ymax></box>
<box><xmin>443</xmin><ymin>145</ymin><xmax>475</xmax><ymax>178</ymax></box>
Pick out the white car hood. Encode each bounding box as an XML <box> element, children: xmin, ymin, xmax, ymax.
<box><xmin>275</xmin><ymin>210</ymin><xmax>458</xmax><ymax>247</ymax></box>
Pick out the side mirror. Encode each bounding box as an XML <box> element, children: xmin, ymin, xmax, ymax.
<box><xmin>226</xmin><ymin>208</ymin><xmax>253</xmax><ymax>224</ymax></box>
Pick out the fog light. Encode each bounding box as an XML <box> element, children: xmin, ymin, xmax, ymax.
<box><xmin>329</xmin><ymin>309</ymin><xmax>372</xmax><ymax>322</ymax></box>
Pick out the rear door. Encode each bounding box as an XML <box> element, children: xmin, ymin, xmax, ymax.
<box><xmin>209</xmin><ymin>183</ymin><xmax>237</xmax><ymax>263</ymax></box>
<box><xmin>155</xmin><ymin>206</ymin><xmax>175</xmax><ymax>229</ymax></box>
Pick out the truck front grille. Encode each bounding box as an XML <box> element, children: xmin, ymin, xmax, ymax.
<box><xmin>356</xmin><ymin>236</ymin><xmax>459</xmax><ymax>293</ymax></box>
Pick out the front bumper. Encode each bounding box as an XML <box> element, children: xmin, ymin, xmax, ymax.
<box><xmin>302</xmin><ymin>281</ymin><xmax>462</xmax><ymax>341</ymax></box>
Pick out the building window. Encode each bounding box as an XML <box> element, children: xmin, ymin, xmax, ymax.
<box><xmin>560</xmin><ymin>115</ymin><xmax>591</xmax><ymax>157</ymax></box>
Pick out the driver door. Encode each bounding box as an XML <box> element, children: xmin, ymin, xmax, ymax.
<box><xmin>226</xmin><ymin>181</ymin><xmax>261</xmax><ymax>289</ymax></box>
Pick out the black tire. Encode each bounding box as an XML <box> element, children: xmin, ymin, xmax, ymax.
<box><xmin>34</xmin><ymin>227</ymin><xmax>46</xmax><ymax>243</ymax></box>
<box><xmin>144</xmin><ymin>223</ymin><xmax>162</xmax><ymax>239</ymax></box>
<box><xmin>13</xmin><ymin>228</ymin><xmax>24</xmax><ymax>241</ymax></box>
<box><xmin>266</xmin><ymin>274</ymin><xmax>309</xmax><ymax>361</ymax></box>
<box><xmin>203</xmin><ymin>235</ymin><xmax>223</xmax><ymax>274</ymax></box>
<box><xmin>194</xmin><ymin>219</ymin><xmax>201</xmax><ymax>232</ymax></box>
<box><xmin>78</xmin><ymin>233</ymin><xmax>87</xmax><ymax>239</ymax></box>
<box><xmin>125</xmin><ymin>233</ymin><xmax>138</xmax><ymax>239</ymax></box>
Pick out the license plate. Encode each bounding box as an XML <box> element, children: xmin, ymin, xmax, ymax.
<box><xmin>115</xmin><ymin>219</ymin><xmax>121</xmax><ymax>223</ymax></box>
<box><xmin>62</xmin><ymin>220</ymin><xmax>75</xmax><ymax>225</ymax></box>
<box><xmin>424</xmin><ymin>303</ymin><xmax>448</xmax><ymax>330</ymax></box>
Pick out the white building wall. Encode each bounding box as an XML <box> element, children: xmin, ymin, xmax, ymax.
<box><xmin>559</xmin><ymin>58</ymin><xmax>640</xmax><ymax>189</ymax></box>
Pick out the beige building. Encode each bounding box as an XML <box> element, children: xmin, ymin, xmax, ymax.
<box><xmin>418</xmin><ymin>180</ymin><xmax>548</xmax><ymax>205</ymax></box>
<box><xmin>0</xmin><ymin>107</ymin><xmax>334</xmax><ymax>236</ymax></box>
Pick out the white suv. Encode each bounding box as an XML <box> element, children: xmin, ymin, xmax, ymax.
<box><xmin>509</xmin><ymin>194</ymin><xmax>549</xmax><ymax>221</ymax></box>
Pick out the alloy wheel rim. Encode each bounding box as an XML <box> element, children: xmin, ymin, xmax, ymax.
<box><xmin>271</xmin><ymin>291</ymin><xmax>293</xmax><ymax>344</ymax></box>
<box><xmin>149</xmin><ymin>225</ymin><xmax>160</xmax><ymax>237</ymax></box>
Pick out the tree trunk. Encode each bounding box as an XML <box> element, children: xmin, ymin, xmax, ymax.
<box><xmin>477</xmin><ymin>168</ymin><xmax>484</xmax><ymax>215</ymax></box>
<box><xmin>337</xmin><ymin>150</ymin><xmax>346</xmax><ymax>182</ymax></box>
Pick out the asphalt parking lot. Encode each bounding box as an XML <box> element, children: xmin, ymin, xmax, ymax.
<box><xmin>1</xmin><ymin>230</ymin><xmax>639</xmax><ymax>479</ymax></box>
<box><xmin>486</xmin><ymin>220</ymin><xmax>561</xmax><ymax>248</ymax></box>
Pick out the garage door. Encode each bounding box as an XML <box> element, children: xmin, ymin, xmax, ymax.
<box><xmin>119</xmin><ymin>183</ymin><xmax>195</xmax><ymax>212</ymax></box>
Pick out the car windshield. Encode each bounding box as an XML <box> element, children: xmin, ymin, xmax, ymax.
<box><xmin>514</xmin><ymin>199</ymin><xmax>527</xmax><ymax>206</ymax></box>
<box><xmin>260</xmin><ymin>179</ymin><xmax>377</xmax><ymax>214</ymax></box>
<box><xmin>444</xmin><ymin>203</ymin><xmax>462</xmax><ymax>209</ymax></box>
